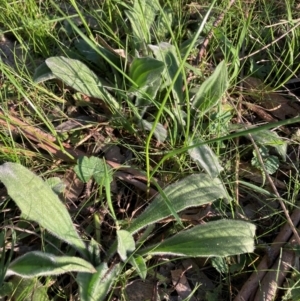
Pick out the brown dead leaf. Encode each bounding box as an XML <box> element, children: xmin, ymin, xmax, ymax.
<box><xmin>0</xmin><ymin>111</ymin><xmax>161</xmax><ymax>197</ymax></box>
<box><xmin>171</xmin><ymin>268</ymin><xmax>197</xmax><ymax>301</ymax></box>
<box><xmin>234</xmin><ymin>208</ymin><xmax>300</xmax><ymax>301</ymax></box>
<box><xmin>243</xmin><ymin>77</ymin><xmax>300</xmax><ymax>120</ymax></box>
<box><xmin>0</xmin><ymin>110</ymin><xmax>85</xmax><ymax>162</ymax></box>
<box><xmin>242</xmin><ymin>101</ymin><xmax>290</xmax><ymax>134</ymax></box>
<box><xmin>62</xmin><ymin>170</ymin><xmax>85</xmax><ymax>205</ymax></box>
<box><xmin>123</xmin><ymin>280</ymin><xmax>162</xmax><ymax>301</ymax></box>
<box><xmin>181</xmin><ymin>259</ymin><xmax>215</xmax><ymax>300</ymax></box>
<box><xmin>239</xmin><ymin>161</ymin><xmax>286</xmax><ymax>189</ymax></box>
<box><xmin>104</xmin><ymin>145</ymin><xmax>125</xmax><ymax>163</ymax></box>
<box><xmin>242</xmin><ymin>101</ymin><xmax>278</xmax><ymax>123</ymax></box>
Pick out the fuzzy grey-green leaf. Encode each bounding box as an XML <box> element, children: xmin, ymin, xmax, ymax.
<box><xmin>188</xmin><ymin>139</ymin><xmax>223</xmax><ymax>178</ymax></box>
<box><xmin>127</xmin><ymin>173</ymin><xmax>229</xmax><ymax>234</ymax></box>
<box><xmin>139</xmin><ymin>220</ymin><xmax>256</xmax><ymax>257</ymax></box>
<box><xmin>0</xmin><ymin>162</ymin><xmax>87</xmax><ymax>257</ymax></box>
<box><xmin>117</xmin><ymin>230</ymin><xmax>135</xmax><ymax>261</ymax></box>
<box><xmin>129</xmin><ymin>255</ymin><xmax>147</xmax><ymax>280</ymax></box>
<box><xmin>77</xmin><ymin>263</ymin><xmax>121</xmax><ymax>301</ymax></box>
<box><xmin>149</xmin><ymin>42</ymin><xmax>183</xmax><ymax>103</ymax></box>
<box><xmin>129</xmin><ymin>57</ymin><xmax>165</xmax><ymax>89</ymax></box>
<box><xmin>45</xmin><ymin>56</ymin><xmax>119</xmax><ymax>109</ymax></box>
<box><xmin>7</xmin><ymin>251</ymin><xmax>96</xmax><ymax>278</ymax></box>
<box><xmin>192</xmin><ymin>60</ymin><xmax>228</xmax><ymax>115</ymax></box>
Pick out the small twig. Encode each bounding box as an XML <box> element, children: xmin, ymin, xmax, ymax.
<box><xmin>235</xmin><ymin>20</ymin><xmax>300</xmax><ymax>64</ymax></box>
<box><xmin>234</xmin><ymin>22</ymin><xmax>246</xmax><ymax>206</ymax></box>
<box><xmin>194</xmin><ymin>0</ymin><xmax>237</xmax><ymax>64</ymax></box>
<box><xmin>234</xmin><ymin>208</ymin><xmax>300</xmax><ymax>301</ymax></box>
<box><xmin>253</xmin><ymin>240</ymin><xmax>296</xmax><ymax>301</ymax></box>
<box><xmin>114</xmin><ymin>171</ymin><xmax>158</xmax><ymax>197</ymax></box>
<box><xmin>248</xmin><ymin>134</ymin><xmax>300</xmax><ymax>244</ymax></box>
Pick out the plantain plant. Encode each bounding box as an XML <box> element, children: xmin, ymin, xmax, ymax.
<box><xmin>0</xmin><ymin>161</ymin><xmax>255</xmax><ymax>300</ymax></box>
<box><xmin>0</xmin><ymin>0</ymin><xmax>257</xmax><ymax>299</ymax></box>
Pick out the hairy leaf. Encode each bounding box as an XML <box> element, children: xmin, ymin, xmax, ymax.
<box><xmin>33</xmin><ymin>62</ymin><xmax>55</xmax><ymax>83</ymax></box>
<box><xmin>129</xmin><ymin>255</ymin><xmax>147</xmax><ymax>280</ymax></box>
<box><xmin>250</xmin><ymin>130</ymin><xmax>287</xmax><ymax>161</ymax></box>
<box><xmin>192</xmin><ymin>60</ymin><xmax>228</xmax><ymax>115</ymax></box>
<box><xmin>8</xmin><ymin>276</ymin><xmax>50</xmax><ymax>301</ymax></box>
<box><xmin>139</xmin><ymin>220</ymin><xmax>256</xmax><ymax>257</ymax></box>
<box><xmin>45</xmin><ymin>56</ymin><xmax>119</xmax><ymax>109</ymax></box>
<box><xmin>0</xmin><ymin>163</ymin><xmax>87</xmax><ymax>257</ymax></box>
<box><xmin>129</xmin><ymin>57</ymin><xmax>165</xmax><ymax>89</ymax></box>
<box><xmin>188</xmin><ymin>139</ymin><xmax>223</xmax><ymax>178</ymax></box>
<box><xmin>134</xmin><ymin>77</ymin><xmax>161</xmax><ymax>117</ymax></box>
<box><xmin>74</xmin><ymin>156</ymin><xmax>112</xmax><ymax>185</ymax></box>
<box><xmin>125</xmin><ymin>0</ymin><xmax>159</xmax><ymax>50</ymax></box>
<box><xmin>149</xmin><ymin>42</ymin><xmax>183</xmax><ymax>103</ymax></box>
<box><xmin>127</xmin><ymin>174</ymin><xmax>229</xmax><ymax>234</ymax></box>
<box><xmin>139</xmin><ymin>120</ymin><xmax>167</xmax><ymax>143</ymax></box>
<box><xmin>117</xmin><ymin>230</ymin><xmax>135</xmax><ymax>261</ymax></box>
<box><xmin>77</xmin><ymin>263</ymin><xmax>121</xmax><ymax>301</ymax></box>
<box><xmin>6</xmin><ymin>251</ymin><xmax>96</xmax><ymax>278</ymax></box>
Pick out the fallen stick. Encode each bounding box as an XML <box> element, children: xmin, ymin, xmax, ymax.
<box><xmin>195</xmin><ymin>0</ymin><xmax>236</xmax><ymax>64</ymax></box>
<box><xmin>252</xmin><ymin>245</ymin><xmax>295</xmax><ymax>301</ymax></box>
<box><xmin>234</xmin><ymin>208</ymin><xmax>300</xmax><ymax>301</ymax></box>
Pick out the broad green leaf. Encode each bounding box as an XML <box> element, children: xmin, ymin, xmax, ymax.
<box><xmin>128</xmin><ymin>255</ymin><xmax>147</xmax><ymax>280</ymax></box>
<box><xmin>129</xmin><ymin>57</ymin><xmax>165</xmax><ymax>90</ymax></box>
<box><xmin>0</xmin><ymin>163</ymin><xmax>87</xmax><ymax>257</ymax></box>
<box><xmin>6</xmin><ymin>251</ymin><xmax>96</xmax><ymax>278</ymax></box>
<box><xmin>77</xmin><ymin>262</ymin><xmax>121</xmax><ymax>301</ymax></box>
<box><xmin>33</xmin><ymin>62</ymin><xmax>55</xmax><ymax>83</ymax></box>
<box><xmin>86</xmin><ymin>238</ymin><xmax>102</xmax><ymax>267</ymax></box>
<box><xmin>139</xmin><ymin>120</ymin><xmax>167</xmax><ymax>143</ymax></box>
<box><xmin>45</xmin><ymin>56</ymin><xmax>120</xmax><ymax>109</ymax></box>
<box><xmin>0</xmin><ymin>282</ymin><xmax>14</xmax><ymax>299</ymax></box>
<box><xmin>117</xmin><ymin>230</ymin><xmax>135</xmax><ymax>261</ymax></box>
<box><xmin>192</xmin><ymin>60</ymin><xmax>228</xmax><ymax>115</ymax></box>
<box><xmin>188</xmin><ymin>139</ymin><xmax>223</xmax><ymax>178</ymax></box>
<box><xmin>74</xmin><ymin>156</ymin><xmax>103</xmax><ymax>182</ymax></box>
<box><xmin>132</xmin><ymin>0</ymin><xmax>159</xmax><ymax>35</ymax></box>
<box><xmin>127</xmin><ymin>174</ymin><xmax>229</xmax><ymax>234</ymax></box>
<box><xmin>261</xmin><ymin>156</ymin><xmax>279</xmax><ymax>175</ymax></box>
<box><xmin>125</xmin><ymin>9</ymin><xmax>147</xmax><ymax>51</ymax></box>
<box><xmin>45</xmin><ymin>56</ymin><xmax>99</xmax><ymax>97</ymax></box>
<box><xmin>139</xmin><ymin>220</ymin><xmax>256</xmax><ymax>257</ymax></box>
<box><xmin>74</xmin><ymin>156</ymin><xmax>112</xmax><ymax>185</ymax></box>
<box><xmin>149</xmin><ymin>42</ymin><xmax>183</xmax><ymax>103</ymax></box>
<box><xmin>250</xmin><ymin>130</ymin><xmax>287</xmax><ymax>161</ymax></box>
